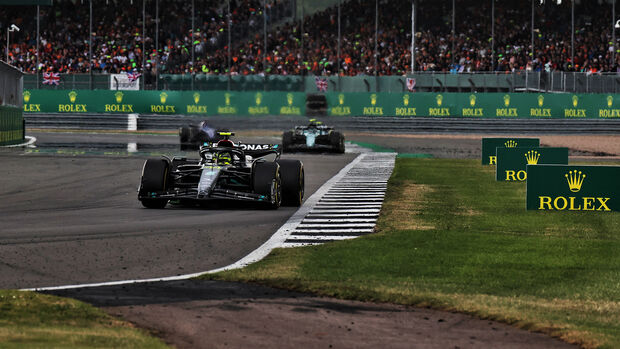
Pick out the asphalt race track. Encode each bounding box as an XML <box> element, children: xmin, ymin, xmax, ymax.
<box><xmin>2</xmin><ymin>130</ymin><xmax>586</xmax><ymax>348</ymax></box>
<box><xmin>0</xmin><ymin>132</ymin><xmax>356</xmax><ymax>289</ymax></box>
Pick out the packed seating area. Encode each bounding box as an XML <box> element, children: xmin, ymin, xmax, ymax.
<box><xmin>2</xmin><ymin>0</ymin><xmax>618</xmax><ymax>76</ymax></box>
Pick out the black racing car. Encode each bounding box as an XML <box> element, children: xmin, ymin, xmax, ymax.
<box><xmin>282</xmin><ymin>119</ymin><xmax>345</xmax><ymax>153</ymax></box>
<box><xmin>139</xmin><ymin>132</ymin><xmax>304</xmax><ymax>209</ymax></box>
<box><xmin>179</xmin><ymin>121</ymin><xmax>228</xmax><ymax>150</ymax></box>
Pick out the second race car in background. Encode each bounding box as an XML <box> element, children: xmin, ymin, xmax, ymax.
<box><xmin>179</xmin><ymin>121</ymin><xmax>228</xmax><ymax>150</ymax></box>
<box><xmin>282</xmin><ymin>119</ymin><xmax>345</xmax><ymax>153</ymax></box>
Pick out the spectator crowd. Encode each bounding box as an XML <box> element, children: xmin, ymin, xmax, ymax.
<box><xmin>1</xmin><ymin>0</ymin><xmax>619</xmax><ymax>77</ymax></box>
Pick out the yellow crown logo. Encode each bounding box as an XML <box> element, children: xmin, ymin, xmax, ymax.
<box><xmin>505</xmin><ymin>140</ymin><xmax>518</xmax><ymax>148</ymax></box>
<box><xmin>469</xmin><ymin>94</ymin><xmax>476</xmax><ymax>107</ymax></box>
<box><xmin>114</xmin><ymin>91</ymin><xmax>124</xmax><ymax>103</ymax></box>
<box><xmin>572</xmin><ymin>95</ymin><xmax>578</xmax><ymax>108</ymax></box>
<box><xmin>524</xmin><ymin>150</ymin><xmax>540</xmax><ymax>164</ymax></box>
<box><xmin>371</xmin><ymin>94</ymin><xmax>377</xmax><ymax>106</ymax></box>
<box><xmin>287</xmin><ymin>93</ymin><xmax>293</xmax><ymax>106</ymax></box>
<box><xmin>193</xmin><ymin>92</ymin><xmax>200</xmax><ymax>104</ymax></box>
<box><xmin>436</xmin><ymin>94</ymin><xmax>443</xmax><ymax>107</ymax></box>
<box><xmin>403</xmin><ymin>94</ymin><xmax>410</xmax><ymax>106</ymax></box>
<box><xmin>23</xmin><ymin>91</ymin><xmax>31</xmax><ymax>103</ymax></box>
<box><xmin>68</xmin><ymin>91</ymin><xmax>78</xmax><ymax>103</ymax></box>
<box><xmin>225</xmin><ymin>93</ymin><xmax>231</xmax><ymax>105</ymax></box>
<box><xmin>503</xmin><ymin>94</ymin><xmax>510</xmax><ymax>107</ymax></box>
<box><xmin>607</xmin><ymin>95</ymin><xmax>613</xmax><ymax>108</ymax></box>
<box><xmin>160</xmin><ymin>92</ymin><xmax>168</xmax><ymax>104</ymax></box>
<box><xmin>538</xmin><ymin>95</ymin><xmax>544</xmax><ymax>107</ymax></box>
<box><xmin>565</xmin><ymin>170</ymin><xmax>585</xmax><ymax>192</ymax></box>
<box><xmin>338</xmin><ymin>94</ymin><xmax>345</xmax><ymax>105</ymax></box>
<box><xmin>255</xmin><ymin>92</ymin><xmax>262</xmax><ymax>105</ymax></box>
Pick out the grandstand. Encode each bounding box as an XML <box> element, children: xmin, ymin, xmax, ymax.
<box><xmin>2</xmin><ymin>0</ymin><xmax>620</xmax><ymax>93</ymax></box>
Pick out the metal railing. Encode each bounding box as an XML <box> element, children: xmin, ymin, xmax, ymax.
<box><xmin>22</xmin><ymin>71</ymin><xmax>620</xmax><ymax>94</ymax></box>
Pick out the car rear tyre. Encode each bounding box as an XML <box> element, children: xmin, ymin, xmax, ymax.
<box><xmin>253</xmin><ymin>162</ymin><xmax>281</xmax><ymax>209</ymax></box>
<box><xmin>139</xmin><ymin>159</ymin><xmax>170</xmax><ymax>209</ymax></box>
<box><xmin>282</xmin><ymin>131</ymin><xmax>294</xmax><ymax>153</ymax></box>
<box><xmin>277</xmin><ymin>159</ymin><xmax>304</xmax><ymax>206</ymax></box>
<box><xmin>329</xmin><ymin>131</ymin><xmax>345</xmax><ymax>153</ymax></box>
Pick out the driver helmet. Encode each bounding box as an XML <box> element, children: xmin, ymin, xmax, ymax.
<box><xmin>217</xmin><ymin>151</ymin><xmax>232</xmax><ymax>165</ymax></box>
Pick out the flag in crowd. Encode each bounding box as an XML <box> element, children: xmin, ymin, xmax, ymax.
<box><xmin>127</xmin><ymin>72</ymin><xmax>141</xmax><ymax>82</ymax></box>
<box><xmin>43</xmin><ymin>72</ymin><xmax>60</xmax><ymax>85</ymax></box>
<box><xmin>315</xmin><ymin>77</ymin><xmax>328</xmax><ymax>92</ymax></box>
<box><xmin>406</xmin><ymin>78</ymin><xmax>416</xmax><ymax>92</ymax></box>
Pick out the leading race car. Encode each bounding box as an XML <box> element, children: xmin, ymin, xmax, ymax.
<box><xmin>282</xmin><ymin>119</ymin><xmax>345</xmax><ymax>153</ymax></box>
<box><xmin>138</xmin><ymin>132</ymin><xmax>304</xmax><ymax>209</ymax></box>
<box><xmin>179</xmin><ymin>121</ymin><xmax>228</xmax><ymax>150</ymax></box>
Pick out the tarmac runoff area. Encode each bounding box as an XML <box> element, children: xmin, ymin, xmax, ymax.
<box><xmin>1</xmin><ymin>131</ymin><xmax>594</xmax><ymax>348</ymax></box>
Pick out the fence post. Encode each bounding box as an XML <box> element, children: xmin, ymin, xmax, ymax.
<box><xmin>525</xmin><ymin>71</ymin><xmax>528</xmax><ymax>92</ymax></box>
<box><xmin>573</xmin><ymin>72</ymin><xmax>576</xmax><ymax>92</ymax></box>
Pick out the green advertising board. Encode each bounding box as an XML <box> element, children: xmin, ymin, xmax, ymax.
<box><xmin>324</xmin><ymin>92</ymin><xmax>620</xmax><ymax>118</ymax></box>
<box><xmin>526</xmin><ymin>165</ymin><xmax>620</xmax><ymax>212</ymax></box>
<box><xmin>496</xmin><ymin>147</ymin><xmax>568</xmax><ymax>181</ymax></box>
<box><xmin>21</xmin><ymin>90</ymin><xmax>306</xmax><ymax>116</ymax></box>
<box><xmin>326</xmin><ymin>92</ymin><xmax>456</xmax><ymax>117</ymax></box>
<box><xmin>480</xmin><ymin>138</ymin><xmax>540</xmax><ymax>165</ymax></box>
<box><xmin>21</xmin><ymin>90</ymin><xmax>620</xmax><ymax>118</ymax></box>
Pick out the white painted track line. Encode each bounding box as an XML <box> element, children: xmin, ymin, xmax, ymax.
<box><xmin>26</xmin><ymin>151</ymin><xmax>397</xmax><ymax>291</ymax></box>
<box><xmin>24</xmin><ymin>153</ymin><xmax>368</xmax><ymax>291</ymax></box>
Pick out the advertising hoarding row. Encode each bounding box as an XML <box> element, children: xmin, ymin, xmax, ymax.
<box><xmin>22</xmin><ymin>90</ymin><xmax>306</xmax><ymax>116</ymax></box>
<box><xmin>326</xmin><ymin>93</ymin><xmax>620</xmax><ymax>118</ymax></box>
<box><xmin>22</xmin><ymin>90</ymin><xmax>620</xmax><ymax>119</ymax></box>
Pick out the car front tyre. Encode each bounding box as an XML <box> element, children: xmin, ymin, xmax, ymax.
<box><xmin>138</xmin><ymin>159</ymin><xmax>170</xmax><ymax>209</ymax></box>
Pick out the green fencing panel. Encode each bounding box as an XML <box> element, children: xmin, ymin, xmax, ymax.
<box><xmin>324</xmin><ymin>92</ymin><xmax>620</xmax><ymax>118</ymax></box>
<box><xmin>496</xmin><ymin>147</ymin><xmax>568</xmax><ymax>181</ymax></box>
<box><xmin>23</xmin><ymin>89</ymin><xmax>95</xmax><ymax>113</ymax></box>
<box><xmin>481</xmin><ymin>138</ymin><xmax>540</xmax><ymax>165</ymax></box>
<box><xmin>526</xmin><ymin>165</ymin><xmax>620</xmax><ymax>211</ymax></box>
<box><xmin>0</xmin><ymin>105</ymin><xmax>23</xmax><ymax>146</ymax></box>
<box><xmin>325</xmin><ymin>93</ymin><xmax>359</xmax><ymax>116</ymax></box>
<box><xmin>325</xmin><ymin>92</ymin><xmax>457</xmax><ymax>117</ymax></box>
<box><xmin>20</xmin><ymin>89</ymin><xmax>620</xmax><ymax>118</ymax></box>
<box><xmin>141</xmin><ymin>91</ymin><xmax>184</xmax><ymax>114</ymax></box>
<box><xmin>456</xmin><ymin>93</ymin><xmax>532</xmax><ymax>118</ymax></box>
<box><xmin>22</xmin><ymin>90</ymin><xmax>306</xmax><ymax>116</ymax></box>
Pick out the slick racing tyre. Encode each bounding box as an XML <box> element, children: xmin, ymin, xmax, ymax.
<box><xmin>139</xmin><ymin>159</ymin><xmax>170</xmax><ymax>209</ymax></box>
<box><xmin>277</xmin><ymin>159</ymin><xmax>304</xmax><ymax>206</ymax></box>
<box><xmin>282</xmin><ymin>131</ymin><xmax>294</xmax><ymax>153</ymax></box>
<box><xmin>253</xmin><ymin>162</ymin><xmax>282</xmax><ymax>209</ymax></box>
<box><xmin>329</xmin><ymin>131</ymin><xmax>345</xmax><ymax>153</ymax></box>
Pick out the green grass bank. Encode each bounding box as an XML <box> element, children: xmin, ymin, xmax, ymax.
<box><xmin>205</xmin><ymin>158</ymin><xmax>620</xmax><ymax>349</ymax></box>
<box><xmin>0</xmin><ymin>290</ymin><xmax>167</xmax><ymax>348</ymax></box>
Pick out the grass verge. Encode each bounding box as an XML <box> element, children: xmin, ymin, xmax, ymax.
<box><xmin>203</xmin><ymin>158</ymin><xmax>620</xmax><ymax>349</ymax></box>
<box><xmin>0</xmin><ymin>290</ymin><xmax>167</xmax><ymax>348</ymax></box>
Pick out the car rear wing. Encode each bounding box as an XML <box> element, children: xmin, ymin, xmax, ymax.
<box><xmin>238</xmin><ymin>143</ymin><xmax>281</xmax><ymax>159</ymax></box>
